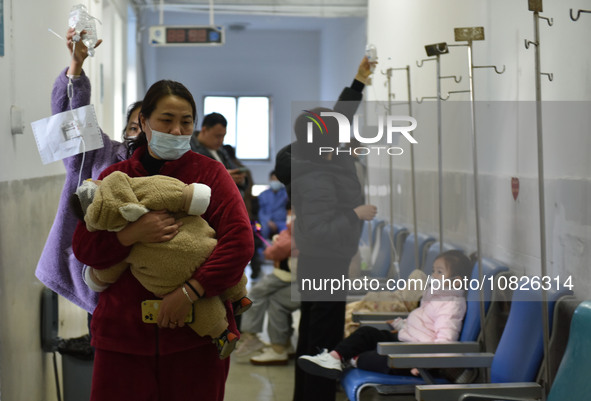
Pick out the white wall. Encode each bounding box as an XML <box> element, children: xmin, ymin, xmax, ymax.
<box><xmin>366</xmin><ymin>0</ymin><xmax>591</xmax><ymax>299</ymax></box>
<box><xmin>319</xmin><ymin>17</ymin><xmax>367</xmax><ymax>101</ymax></box>
<box><xmin>0</xmin><ymin>0</ymin><xmax>131</xmax><ymax>183</ymax></box>
<box><xmin>0</xmin><ymin>0</ymin><xmax>131</xmax><ymax>399</ymax></box>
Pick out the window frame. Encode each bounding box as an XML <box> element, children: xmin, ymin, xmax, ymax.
<box><xmin>202</xmin><ymin>94</ymin><xmax>273</xmax><ymax>161</ymax></box>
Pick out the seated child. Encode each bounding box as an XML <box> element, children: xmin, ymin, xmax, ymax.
<box><xmin>297</xmin><ymin>250</ymin><xmax>472</xmax><ymax>379</ymax></box>
<box><xmin>236</xmin><ymin>203</ymin><xmax>300</xmax><ymax>365</ymax></box>
<box><xmin>343</xmin><ymin>268</ymin><xmax>427</xmax><ymax>337</ymax></box>
<box><xmin>73</xmin><ymin>171</ymin><xmax>251</xmax><ymax>358</ymax></box>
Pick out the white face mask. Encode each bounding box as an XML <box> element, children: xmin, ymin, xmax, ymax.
<box><xmin>269</xmin><ymin>180</ymin><xmax>284</xmax><ymax>191</ymax></box>
<box><xmin>147</xmin><ymin>123</ymin><xmax>191</xmax><ymax>160</ymax></box>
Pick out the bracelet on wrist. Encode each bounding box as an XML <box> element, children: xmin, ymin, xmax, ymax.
<box><xmin>181</xmin><ymin>285</ymin><xmax>194</xmax><ymax>304</ymax></box>
<box><xmin>184</xmin><ymin>280</ymin><xmax>201</xmax><ymax>299</ymax></box>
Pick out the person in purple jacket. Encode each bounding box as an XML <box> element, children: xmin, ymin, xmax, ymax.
<box><xmin>35</xmin><ymin>28</ymin><xmax>132</xmax><ymax>313</ymax></box>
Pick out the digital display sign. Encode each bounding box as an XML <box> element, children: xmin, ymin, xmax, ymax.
<box><xmin>149</xmin><ymin>26</ymin><xmax>224</xmax><ymax>46</ymax></box>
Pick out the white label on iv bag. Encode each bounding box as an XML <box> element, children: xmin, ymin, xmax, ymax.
<box><xmin>31</xmin><ymin>104</ymin><xmax>104</xmax><ymax>165</ymax></box>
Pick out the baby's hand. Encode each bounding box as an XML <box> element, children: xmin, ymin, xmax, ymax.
<box><xmin>411</xmin><ymin>368</ymin><xmax>419</xmax><ymax>376</ymax></box>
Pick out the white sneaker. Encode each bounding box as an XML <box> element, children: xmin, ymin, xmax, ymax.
<box><xmin>250</xmin><ymin>347</ymin><xmax>289</xmax><ymax>366</ymax></box>
<box><xmin>233</xmin><ymin>335</ymin><xmax>265</xmax><ymax>362</ymax></box>
<box><xmin>297</xmin><ymin>349</ymin><xmax>343</xmax><ymax>380</ymax></box>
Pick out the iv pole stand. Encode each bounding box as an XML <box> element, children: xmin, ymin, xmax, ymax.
<box><xmin>383</xmin><ymin>66</ymin><xmax>419</xmax><ymax>267</ymax></box>
<box><xmin>452</xmin><ymin>26</ymin><xmax>505</xmax><ymax>383</ymax></box>
<box><xmin>416</xmin><ymin>42</ymin><xmax>451</xmax><ymax>249</ymax></box>
<box><xmin>525</xmin><ymin>0</ymin><xmax>554</xmax><ymax>396</ymax></box>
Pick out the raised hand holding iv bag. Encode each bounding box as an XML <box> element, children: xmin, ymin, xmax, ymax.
<box><xmin>365</xmin><ymin>44</ymin><xmax>378</xmax><ymax>73</ymax></box>
<box><xmin>31</xmin><ymin>105</ymin><xmax>104</xmax><ymax>165</ymax></box>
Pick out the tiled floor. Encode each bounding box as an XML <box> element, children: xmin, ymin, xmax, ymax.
<box><xmin>225</xmin><ymin>357</ymin><xmax>298</xmax><ymax>401</ymax></box>
<box><xmin>227</xmin><ymin>263</ymin><xmax>407</xmax><ymax>401</ymax></box>
<box><xmin>225</xmin><ymin>356</ymin><xmax>349</xmax><ymax>401</ymax></box>
<box><xmin>225</xmin><ymin>262</ymin><xmax>348</xmax><ymax>401</ymax></box>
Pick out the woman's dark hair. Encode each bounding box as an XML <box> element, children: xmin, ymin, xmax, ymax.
<box><xmin>122</xmin><ymin>101</ymin><xmax>143</xmax><ymax>151</ymax></box>
<box><xmin>293</xmin><ymin>107</ymin><xmax>339</xmax><ymax>162</ymax></box>
<box><xmin>126</xmin><ymin>80</ymin><xmax>197</xmax><ymax>158</ymax></box>
<box><xmin>436</xmin><ymin>250</ymin><xmax>473</xmax><ymax>279</ymax></box>
<box><xmin>202</xmin><ymin>112</ymin><xmax>227</xmax><ymax>129</ymax></box>
<box><xmin>122</xmin><ymin>101</ymin><xmax>143</xmax><ymax>136</ymax></box>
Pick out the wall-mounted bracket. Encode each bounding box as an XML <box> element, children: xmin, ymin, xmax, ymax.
<box><xmin>570</xmin><ymin>8</ymin><xmax>591</xmax><ymax>21</ymax></box>
<box><xmin>538</xmin><ymin>15</ymin><xmax>553</xmax><ymax>26</ymax></box>
<box><xmin>440</xmin><ymin>75</ymin><xmax>462</xmax><ymax>83</ymax></box>
<box><xmin>441</xmin><ymin>89</ymin><xmax>471</xmax><ymax>99</ymax></box>
<box><xmin>473</xmin><ymin>64</ymin><xmax>506</xmax><ymax>74</ymax></box>
<box><xmin>540</xmin><ymin>72</ymin><xmax>554</xmax><ymax>81</ymax></box>
<box><xmin>416</xmin><ymin>94</ymin><xmax>449</xmax><ymax>104</ymax></box>
<box><xmin>416</xmin><ymin>57</ymin><xmax>436</xmax><ymax>68</ymax></box>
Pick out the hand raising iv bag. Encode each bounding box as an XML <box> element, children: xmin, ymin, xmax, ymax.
<box><xmin>68</xmin><ymin>4</ymin><xmax>100</xmax><ymax>56</ymax></box>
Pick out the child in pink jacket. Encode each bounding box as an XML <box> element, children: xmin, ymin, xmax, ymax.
<box><xmin>297</xmin><ymin>250</ymin><xmax>472</xmax><ymax>380</ymax></box>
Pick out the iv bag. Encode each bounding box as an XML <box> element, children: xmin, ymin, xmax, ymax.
<box><xmin>68</xmin><ymin>4</ymin><xmax>100</xmax><ymax>56</ymax></box>
<box><xmin>365</xmin><ymin>44</ymin><xmax>378</xmax><ymax>72</ymax></box>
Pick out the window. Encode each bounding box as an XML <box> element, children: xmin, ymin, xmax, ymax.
<box><xmin>203</xmin><ymin>96</ymin><xmax>270</xmax><ymax>160</ymax></box>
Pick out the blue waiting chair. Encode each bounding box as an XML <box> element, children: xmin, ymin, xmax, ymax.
<box><xmin>455</xmin><ymin>300</ymin><xmax>591</xmax><ymax>401</ymax></box>
<box><xmin>359</xmin><ymin>219</ymin><xmax>385</xmax><ymax>249</ymax></box>
<box><xmin>342</xmin><ymin>257</ymin><xmax>509</xmax><ymax>401</ymax></box>
<box><xmin>397</xmin><ymin>233</ymin><xmax>436</xmax><ymax>280</ymax></box>
<box><xmin>366</xmin><ymin>224</ymin><xmax>393</xmax><ymax>279</ymax></box>
<box><xmin>412</xmin><ymin>282</ymin><xmax>573</xmax><ymax>401</ymax></box>
<box><xmin>391</xmin><ymin>224</ymin><xmax>409</xmax><ymax>261</ymax></box>
<box><xmin>358</xmin><ymin>223</ymin><xmax>408</xmax><ymax>280</ymax></box>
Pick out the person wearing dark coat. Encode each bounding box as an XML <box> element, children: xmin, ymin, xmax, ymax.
<box><xmin>190</xmin><ymin>112</ymin><xmax>249</xmax><ymax>196</ymax></box>
<box><xmin>282</xmin><ymin>56</ymin><xmax>378</xmax><ymax>401</ymax></box>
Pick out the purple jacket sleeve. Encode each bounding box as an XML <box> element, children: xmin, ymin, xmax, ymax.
<box><xmin>52</xmin><ymin>67</ymin><xmax>91</xmax><ymax>115</ymax></box>
<box><xmin>34</xmin><ymin>67</ymin><xmax>127</xmax><ymax>313</ymax></box>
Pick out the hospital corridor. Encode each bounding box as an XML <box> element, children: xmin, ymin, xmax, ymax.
<box><xmin>0</xmin><ymin>0</ymin><xmax>590</xmax><ymax>400</ymax></box>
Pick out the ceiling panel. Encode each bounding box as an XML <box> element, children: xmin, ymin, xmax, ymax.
<box><xmin>132</xmin><ymin>0</ymin><xmax>368</xmax><ymax>18</ymax></box>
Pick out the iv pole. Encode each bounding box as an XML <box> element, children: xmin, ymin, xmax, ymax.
<box><xmin>524</xmin><ymin>0</ymin><xmax>554</xmax><ymax>395</ymax></box>
<box><xmin>451</xmin><ymin>25</ymin><xmax>505</xmax><ymax>382</ymax></box>
<box><xmin>416</xmin><ymin>43</ymin><xmax>452</xmax><ymax>249</ymax></box>
<box><xmin>382</xmin><ymin>66</ymin><xmax>419</xmax><ymax>268</ymax></box>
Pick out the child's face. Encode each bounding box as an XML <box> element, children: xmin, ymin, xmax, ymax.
<box><xmin>432</xmin><ymin>258</ymin><xmax>453</xmax><ymax>281</ymax></box>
